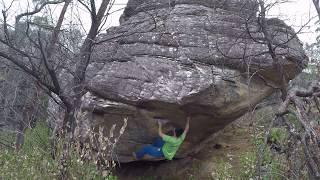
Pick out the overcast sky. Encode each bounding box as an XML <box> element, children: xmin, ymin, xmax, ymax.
<box><xmin>269</xmin><ymin>0</ymin><xmax>318</xmax><ymax>44</ymax></box>
<box><xmin>0</xmin><ymin>0</ymin><xmax>318</xmax><ymax>44</ymax></box>
<box><xmin>98</xmin><ymin>0</ymin><xmax>319</xmax><ymax>44</ymax></box>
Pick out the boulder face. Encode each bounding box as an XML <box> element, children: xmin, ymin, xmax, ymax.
<box><xmin>82</xmin><ymin>0</ymin><xmax>307</xmax><ymax>162</ymax></box>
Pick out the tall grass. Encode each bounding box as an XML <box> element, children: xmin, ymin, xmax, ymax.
<box><xmin>0</xmin><ymin>121</ymin><xmax>117</xmax><ymax>179</ymax></box>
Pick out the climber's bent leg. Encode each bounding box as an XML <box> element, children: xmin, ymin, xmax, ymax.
<box><xmin>135</xmin><ymin>145</ymin><xmax>164</xmax><ymax>159</ymax></box>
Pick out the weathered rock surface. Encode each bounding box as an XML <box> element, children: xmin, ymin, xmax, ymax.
<box><xmin>80</xmin><ymin>0</ymin><xmax>307</xmax><ymax>162</ymax></box>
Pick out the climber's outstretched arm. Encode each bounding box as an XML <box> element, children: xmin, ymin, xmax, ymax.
<box><xmin>183</xmin><ymin>117</ymin><xmax>190</xmax><ymax>136</ymax></box>
<box><xmin>139</xmin><ymin>109</ymin><xmax>166</xmax><ymax>138</ymax></box>
<box><xmin>158</xmin><ymin>121</ymin><xmax>165</xmax><ymax>138</ymax></box>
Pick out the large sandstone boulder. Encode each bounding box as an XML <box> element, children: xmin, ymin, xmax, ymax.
<box><xmin>81</xmin><ymin>0</ymin><xmax>307</xmax><ymax>162</ymax></box>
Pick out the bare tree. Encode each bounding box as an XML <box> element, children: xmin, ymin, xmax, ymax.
<box><xmin>216</xmin><ymin>0</ymin><xmax>318</xmax><ymax>178</ymax></box>
<box><xmin>0</xmin><ymin>0</ymin><xmax>117</xmax><ymax>177</ymax></box>
<box><xmin>247</xmin><ymin>1</ymin><xmax>320</xmax><ymax>179</ymax></box>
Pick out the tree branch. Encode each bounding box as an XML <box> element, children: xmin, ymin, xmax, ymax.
<box><xmin>0</xmin><ymin>50</ymin><xmax>56</xmax><ymax>94</ymax></box>
<box><xmin>73</xmin><ymin>0</ymin><xmax>111</xmax><ymax>85</ymax></box>
<box><xmin>15</xmin><ymin>0</ymin><xmax>64</xmax><ymax>24</ymax></box>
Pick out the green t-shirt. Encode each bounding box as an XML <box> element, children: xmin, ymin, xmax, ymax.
<box><xmin>161</xmin><ymin>133</ymin><xmax>186</xmax><ymax>160</ymax></box>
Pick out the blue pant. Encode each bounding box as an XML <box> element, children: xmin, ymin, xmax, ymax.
<box><xmin>135</xmin><ymin>137</ymin><xmax>165</xmax><ymax>159</ymax></box>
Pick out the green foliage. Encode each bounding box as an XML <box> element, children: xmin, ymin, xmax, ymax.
<box><xmin>261</xmin><ymin>161</ymin><xmax>283</xmax><ymax>180</ymax></box>
<box><xmin>213</xmin><ymin>149</ymin><xmax>283</xmax><ymax>180</ymax></box>
<box><xmin>0</xmin><ymin>121</ymin><xmax>117</xmax><ymax>179</ymax></box>
<box><xmin>0</xmin><ymin>131</ymin><xmax>15</xmax><ymax>149</ymax></box>
<box><xmin>0</xmin><ymin>147</ymin><xmax>57</xmax><ymax>179</ymax></box>
<box><xmin>214</xmin><ymin>160</ymin><xmax>233</xmax><ymax>180</ymax></box>
<box><xmin>22</xmin><ymin>121</ymin><xmax>51</xmax><ymax>153</ymax></box>
<box><xmin>0</xmin><ymin>121</ymin><xmax>56</xmax><ymax>179</ymax></box>
<box><xmin>286</xmin><ymin>113</ymin><xmax>302</xmax><ymax>130</ymax></box>
<box><xmin>252</xmin><ymin>133</ymin><xmax>264</xmax><ymax>147</ymax></box>
<box><xmin>213</xmin><ymin>123</ymin><xmax>286</xmax><ymax>180</ymax></box>
<box><xmin>213</xmin><ymin>153</ymin><xmax>257</xmax><ymax>180</ymax></box>
<box><xmin>269</xmin><ymin>128</ymin><xmax>288</xmax><ymax>144</ymax></box>
<box><xmin>238</xmin><ymin>152</ymin><xmax>256</xmax><ymax>179</ymax></box>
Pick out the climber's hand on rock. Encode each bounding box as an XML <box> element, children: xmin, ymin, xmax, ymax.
<box><xmin>187</xmin><ymin>116</ymin><xmax>191</xmax><ymax>123</ymax></box>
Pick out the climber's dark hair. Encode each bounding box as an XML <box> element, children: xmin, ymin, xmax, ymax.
<box><xmin>175</xmin><ymin>128</ymin><xmax>184</xmax><ymax>137</ymax></box>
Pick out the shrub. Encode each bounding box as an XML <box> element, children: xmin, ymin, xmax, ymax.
<box><xmin>269</xmin><ymin>128</ymin><xmax>288</xmax><ymax>144</ymax></box>
<box><xmin>0</xmin><ymin>120</ymin><xmax>118</xmax><ymax>179</ymax></box>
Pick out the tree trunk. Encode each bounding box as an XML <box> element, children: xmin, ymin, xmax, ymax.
<box><xmin>15</xmin><ymin>120</ymin><xmax>25</xmax><ymax>151</ymax></box>
<box><xmin>59</xmin><ymin>107</ymin><xmax>77</xmax><ymax>179</ymax></box>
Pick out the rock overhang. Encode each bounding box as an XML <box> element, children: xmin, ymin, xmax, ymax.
<box><xmin>81</xmin><ymin>0</ymin><xmax>308</xmax><ymax>162</ymax></box>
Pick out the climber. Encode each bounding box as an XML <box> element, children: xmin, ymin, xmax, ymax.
<box><xmin>133</xmin><ymin>116</ymin><xmax>190</xmax><ymax>160</ymax></box>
